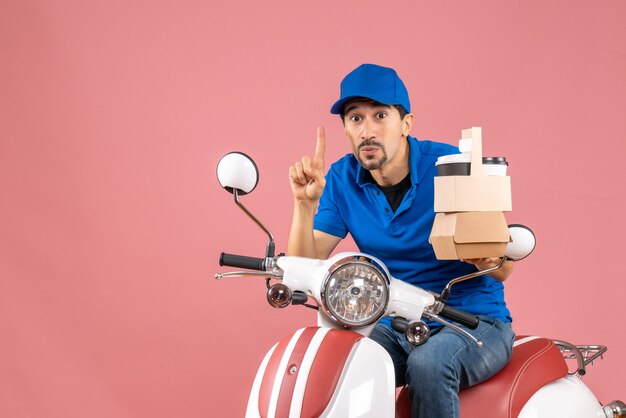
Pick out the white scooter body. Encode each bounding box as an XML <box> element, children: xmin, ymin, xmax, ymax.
<box><xmin>246</xmin><ymin>329</ymin><xmax>608</xmax><ymax>418</ymax></box>
<box><xmin>244</xmin><ymin>254</ymin><xmax>610</xmax><ymax>418</ymax></box>
<box><xmin>519</xmin><ymin>375</ymin><xmax>606</xmax><ymax>417</ymax></box>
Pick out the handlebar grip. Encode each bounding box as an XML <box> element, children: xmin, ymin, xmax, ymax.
<box><xmin>219</xmin><ymin>252</ymin><xmax>266</xmax><ymax>270</ymax></box>
<box><xmin>391</xmin><ymin>317</ymin><xmax>409</xmax><ymax>333</ymax></box>
<box><xmin>291</xmin><ymin>291</ymin><xmax>309</xmax><ymax>305</ymax></box>
<box><xmin>439</xmin><ymin>305</ymin><xmax>480</xmax><ymax>329</ymax></box>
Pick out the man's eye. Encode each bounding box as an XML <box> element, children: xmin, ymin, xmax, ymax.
<box><xmin>377</xmin><ymin>112</ymin><xmax>387</xmax><ymax>119</ymax></box>
<box><xmin>350</xmin><ymin>115</ymin><xmax>362</xmax><ymax>122</ymax></box>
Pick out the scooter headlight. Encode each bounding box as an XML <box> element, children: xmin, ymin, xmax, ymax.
<box><xmin>320</xmin><ymin>255</ymin><xmax>390</xmax><ymax>327</ymax></box>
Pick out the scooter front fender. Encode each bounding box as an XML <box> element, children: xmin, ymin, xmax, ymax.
<box><xmin>246</xmin><ymin>326</ymin><xmax>395</xmax><ymax>418</ymax></box>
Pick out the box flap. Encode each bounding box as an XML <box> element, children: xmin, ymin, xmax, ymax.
<box><xmin>462</xmin><ymin>127</ymin><xmax>485</xmax><ymax>178</ymax></box>
<box><xmin>453</xmin><ymin>212</ymin><xmax>509</xmax><ymax>244</ymax></box>
<box><xmin>429</xmin><ymin>212</ymin><xmax>457</xmax><ymax>237</ymax></box>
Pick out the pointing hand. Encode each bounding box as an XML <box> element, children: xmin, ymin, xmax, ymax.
<box><xmin>289</xmin><ymin>127</ymin><xmax>326</xmax><ymax>202</ymax></box>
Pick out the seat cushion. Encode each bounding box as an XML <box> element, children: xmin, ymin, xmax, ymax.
<box><xmin>396</xmin><ymin>336</ymin><xmax>568</xmax><ymax>418</ymax></box>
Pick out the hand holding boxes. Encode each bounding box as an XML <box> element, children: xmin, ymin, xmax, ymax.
<box><xmin>429</xmin><ymin>127</ymin><xmax>512</xmax><ymax>260</ymax></box>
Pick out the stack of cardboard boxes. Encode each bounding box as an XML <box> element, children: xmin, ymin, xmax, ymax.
<box><xmin>429</xmin><ymin>127</ymin><xmax>512</xmax><ymax>260</ymax></box>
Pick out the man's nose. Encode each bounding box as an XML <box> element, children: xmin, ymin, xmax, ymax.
<box><xmin>360</xmin><ymin>117</ymin><xmax>376</xmax><ymax>140</ymax></box>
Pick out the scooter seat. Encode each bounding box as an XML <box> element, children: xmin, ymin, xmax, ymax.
<box><xmin>395</xmin><ymin>336</ymin><xmax>568</xmax><ymax>418</ymax></box>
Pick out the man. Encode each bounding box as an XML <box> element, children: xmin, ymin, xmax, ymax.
<box><xmin>287</xmin><ymin>63</ymin><xmax>515</xmax><ymax>418</ymax></box>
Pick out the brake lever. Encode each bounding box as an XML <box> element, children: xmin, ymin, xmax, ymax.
<box><xmin>214</xmin><ymin>270</ymin><xmax>283</xmax><ymax>280</ymax></box>
<box><xmin>423</xmin><ymin>310</ymin><xmax>483</xmax><ymax>348</ymax></box>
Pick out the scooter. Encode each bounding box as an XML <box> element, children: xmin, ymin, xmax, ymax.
<box><xmin>214</xmin><ymin>151</ymin><xmax>625</xmax><ymax>418</ymax></box>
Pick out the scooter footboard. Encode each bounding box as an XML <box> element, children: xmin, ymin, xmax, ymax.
<box><xmin>246</xmin><ymin>326</ymin><xmax>395</xmax><ymax>418</ymax></box>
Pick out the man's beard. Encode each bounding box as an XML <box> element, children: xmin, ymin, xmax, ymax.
<box><xmin>357</xmin><ymin>139</ymin><xmax>388</xmax><ymax>170</ymax></box>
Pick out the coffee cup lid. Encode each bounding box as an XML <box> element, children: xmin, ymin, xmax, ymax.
<box><xmin>435</xmin><ymin>154</ymin><xmax>469</xmax><ymax>165</ymax></box>
<box><xmin>436</xmin><ymin>154</ymin><xmax>508</xmax><ymax>166</ymax></box>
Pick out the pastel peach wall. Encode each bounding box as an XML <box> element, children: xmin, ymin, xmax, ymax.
<box><xmin>1</xmin><ymin>1</ymin><xmax>625</xmax><ymax>417</ymax></box>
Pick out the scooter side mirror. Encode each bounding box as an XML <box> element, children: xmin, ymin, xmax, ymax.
<box><xmin>216</xmin><ymin>152</ymin><xmax>259</xmax><ymax>195</ymax></box>
<box><xmin>505</xmin><ymin>224</ymin><xmax>536</xmax><ymax>261</ymax></box>
<box><xmin>216</xmin><ymin>151</ymin><xmax>275</xmax><ymax>258</ymax></box>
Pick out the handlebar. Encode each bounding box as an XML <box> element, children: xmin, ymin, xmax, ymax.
<box><xmin>391</xmin><ymin>304</ymin><xmax>479</xmax><ymax>333</ymax></box>
<box><xmin>219</xmin><ymin>252</ymin><xmax>266</xmax><ymax>271</ymax></box>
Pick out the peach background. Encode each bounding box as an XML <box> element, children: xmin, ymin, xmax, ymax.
<box><xmin>1</xmin><ymin>1</ymin><xmax>625</xmax><ymax>417</ymax></box>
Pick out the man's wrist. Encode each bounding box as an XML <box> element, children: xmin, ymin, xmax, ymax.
<box><xmin>294</xmin><ymin>199</ymin><xmax>319</xmax><ymax>212</ymax></box>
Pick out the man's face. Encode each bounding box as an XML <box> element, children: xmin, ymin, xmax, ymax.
<box><xmin>342</xmin><ymin>100</ymin><xmax>411</xmax><ymax>171</ymax></box>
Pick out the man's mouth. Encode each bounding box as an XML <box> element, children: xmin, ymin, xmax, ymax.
<box><xmin>360</xmin><ymin>146</ymin><xmax>380</xmax><ymax>155</ymax></box>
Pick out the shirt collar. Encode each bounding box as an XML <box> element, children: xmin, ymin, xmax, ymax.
<box><xmin>356</xmin><ymin>136</ymin><xmax>422</xmax><ymax>187</ymax></box>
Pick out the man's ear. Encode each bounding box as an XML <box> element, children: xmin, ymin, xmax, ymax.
<box><xmin>402</xmin><ymin>113</ymin><xmax>414</xmax><ymax>137</ymax></box>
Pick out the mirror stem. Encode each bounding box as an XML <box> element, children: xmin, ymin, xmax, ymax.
<box><xmin>439</xmin><ymin>256</ymin><xmax>508</xmax><ymax>302</ymax></box>
<box><xmin>233</xmin><ymin>189</ymin><xmax>275</xmax><ymax>257</ymax></box>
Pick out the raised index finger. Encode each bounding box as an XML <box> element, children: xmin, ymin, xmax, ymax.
<box><xmin>314</xmin><ymin>126</ymin><xmax>326</xmax><ymax>163</ymax></box>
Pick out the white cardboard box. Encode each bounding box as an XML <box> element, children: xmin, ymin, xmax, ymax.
<box><xmin>429</xmin><ymin>211</ymin><xmax>510</xmax><ymax>260</ymax></box>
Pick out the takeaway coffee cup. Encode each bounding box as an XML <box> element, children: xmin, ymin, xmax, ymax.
<box><xmin>482</xmin><ymin>156</ymin><xmax>508</xmax><ymax>176</ymax></box>
<box><xmin>436</xmin><ymin>154</ymin><xmax>508</xmax><ymax>176</ymax></box>
<box><xmin>435</xmin><ymin>154</ymin><xmax>471</xmax><ymax>176</ymax></box>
